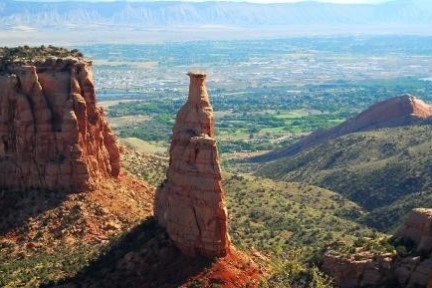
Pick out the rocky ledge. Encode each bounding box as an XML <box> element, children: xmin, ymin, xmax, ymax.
<box><xmin>322</xmin><ymin>208</ymin><xmax>432</xmax><ymax>288</ymax></box>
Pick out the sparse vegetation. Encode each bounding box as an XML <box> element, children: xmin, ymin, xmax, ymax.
<box><xmin>257</xmin><ymin>122</ymin><xmax>432</xmax><ymax>230</ymax></box>
<box><xmin>223</xmin><ymin>174</ymin><xmax>374</xmax><ymax>262</ymax></box>
<box><xmin>0</xmin><ymin>243</ymin><xmax>98</xmax><ymax>287</ymax></box>
<box><xmin>119</xmin><ymin>151</ymin><xmax>377</xmax><ymax>286</ymax></box>
<box><xmin>0</xmin><ymin>46</ymin><xmax>83</xmax><ymax>72</ymax></box>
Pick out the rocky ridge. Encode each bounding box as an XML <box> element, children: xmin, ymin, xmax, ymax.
<box><xmin>155</xmin><ymin>72</ymin><xmax>230</xmax><ymax>258</ymax></box>
<box><xmin>0</xmin><ymin>52</ymin><xmax>120</xmax><ymax>191</ymax></box>
<box><xmin>254</xmin><ymin>94</ymin><xmax>432</xmax><ymax>162</ymax></box>
<box><xmin>323</xmin><ymin>208</ymin><xmax>432</xmax><ymax>288</ymax></box>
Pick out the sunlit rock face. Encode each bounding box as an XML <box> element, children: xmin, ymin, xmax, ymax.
<box><xmin>395</xmin><ymin>208</ymin><xmax>432</xmax><ymax>254</ymax></box>
<box><xmin>322</xmin><ymin>208</ymin><xmax>432</xmax><ymax>288</ymax></box>
<box><xmin>0</xmin><ymin>57</ymin><xmax>120</xmax><ymax>191</ymax></box>
<box><xmin>155</xmin><ymin>72</ymin><xmax>230</xmax><ymax>258</ymax></box>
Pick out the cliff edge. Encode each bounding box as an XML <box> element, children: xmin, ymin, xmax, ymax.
<box><xmin>0</xmin><ymin>47</ymin><xmax>120</xmax><ymax>191</ymax></box>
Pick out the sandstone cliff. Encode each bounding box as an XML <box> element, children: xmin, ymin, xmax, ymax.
<box><xmin>323</xmin><ymin>208</ymin><xmax>432</xmax><ymax>288</ymax></box>
<box><xmin>0</xmin><ymin>54</ymin><xmax>120</xmax><ymax>191</ymax></box>
<box><xmin>322</xmin><ymin>251</ymin><xmax>394</xmax><ymax>287</ymax></box>
<box><xmin>254</xmin><ymin>94</ymin><xmax>432</xmax><ymax>162</ymax></box>
<box><xmin>155</xmin><ymin>72</ymin><xmax>230</xmax><ymax>258</ymax></box>
<box><xmin>0</xmin><ymin>49</ymin><xmax>158</xmax><ymax>288</ymax></box>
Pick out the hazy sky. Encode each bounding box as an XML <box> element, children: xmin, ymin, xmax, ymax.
<box><xmin>222</xmin><ymin>0</ymin><xmax>389</xmax><ymax>2</ymax></box>
<box><xmin>19</xmin><ymin>0</ymin><xmax>393</xmax><ymax>3</ymax></box>
<box><xmin>132</xmin><ymin>0</ymin><xmax>390</xmax><ymax>2</ymax></box>
<box><xmin>186</xmin><ymin>0</ymin><xmax>391</xmax><ymax>2</ymax></box>
<box><xmin>269</xmin><ymin>0</ymin><xmax>391</xmax><ymax>2</ymax></box>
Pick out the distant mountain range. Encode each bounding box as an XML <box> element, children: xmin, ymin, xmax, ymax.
<box><xmin>1</xmin><ymin>0</ymin><xmax>432</xmax><ymax>30</ymax></box>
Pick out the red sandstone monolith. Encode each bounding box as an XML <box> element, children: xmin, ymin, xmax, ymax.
<box><xmin>155</xmin><ymin>72</ymin><xmax>230</xmax><ymax>258</ymax></box>
<box><xmin>0</xmin><ymin>57</ymin><xmax>120</xmax><ymax>191</ymax></box>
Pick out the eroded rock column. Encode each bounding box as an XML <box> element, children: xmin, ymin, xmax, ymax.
<box><xmin>155</xmin><ymin>72</ymin><xmax>230</xmax><ymax>258</ymax></box>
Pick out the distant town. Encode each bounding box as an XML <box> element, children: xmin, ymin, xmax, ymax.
<box><xmin>91</xmin><ymin>36</ymin><xmax>432</xmax><ymax>156</ymax></box>
<box><xmin>83</xmin><ymin>37</ymin><xmax>432</xmax><ymax>98</ymax></box>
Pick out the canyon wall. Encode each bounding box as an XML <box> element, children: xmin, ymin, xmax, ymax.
<box><xmin>0</xmin><ymin>56</ymin><xmax>120</xmax><ymax>191</ymax></box>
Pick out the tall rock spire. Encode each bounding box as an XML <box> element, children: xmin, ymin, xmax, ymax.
<box><xmin>155</xmin><ymin>72</ymin><xmax>230</xmax><ymax>258</ymax></box>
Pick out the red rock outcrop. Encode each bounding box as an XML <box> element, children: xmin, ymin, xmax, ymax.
<box><xmin>322</xmin><ymin>252</ymin><xmax>394</xmax><ymax>287</ymax></box>
<box><xmin>254</xmin><ymin>94</ymin><xmax>432</xmax><ymax>162</ymax></box>
<box><xmin>155</xmin><ymin>72</ymin><xmax>230</xmax><ymax>258</ymax></box>
<box><xmin>0</xmin><ymin>56</ymin><xmax>120</xmax><ymax>191</ymax></box>
<box><xmin>323</xmin><ymin>208</ymin><xmax>432</xmax><ymax>288</ymax></box>
<box><xmin>395</xmin><ymin>208</ymin><xmax>432</xmax><ymax>253</ymax></box>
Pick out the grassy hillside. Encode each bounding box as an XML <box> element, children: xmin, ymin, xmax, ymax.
<box><xmin>224</xmin><ymin>174</ymin><xmax>371</xmax><ymax>258</ymax></box>
<box><xmin>0</xmin><ymin>144</ymin><xmax>377</xmax><ymax>287</ymax></box>
<box><xmin>361</xmin><ymin>187</ymin><xmax>432</xmax><ymax>232</ymax></box>
<box><xmin>121</xmin><ymin>150</ymin><xmax>376</xmax><ymax>284</ymax></box>
<box><xmin>120</xmin><ymin>150</ymin><xmax>371</xmax><ymax>251</ymax></box>
<box><xmin>256</xmin><ymin>122</ymin><xmax>432</xmax><ymax>229</ymax></box>
<box><xmin>5</xmin><ymin>137</ymin><xmax>426</xmax><ymax>287</ymax></box>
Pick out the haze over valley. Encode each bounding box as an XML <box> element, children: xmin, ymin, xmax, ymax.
<box><xmin>2</xmin><ymin>0</ymin><xmax>432</xmax><ymax>44</ymax></box>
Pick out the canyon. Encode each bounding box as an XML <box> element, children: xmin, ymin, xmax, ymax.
<box><xmin>2</xmin><ymin>46</ymin><xmax>432</xmax><ymax>287</ymax></box>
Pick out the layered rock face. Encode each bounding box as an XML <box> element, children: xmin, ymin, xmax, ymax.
<box><xmin>322</xmin><ymin>252</ymin><xmax>393</xmax><ymax>287</ymax></box>
<box><xmin>254</xmin><ymin>94</ymin><xmax>432</xmax><ymax>162</ymax></box>
<box><xmin>323</xmin><ymin>208</ymin><xmax>432</xmax><ymax>288</ymax></box>
<box><xmin>155</xmin><ymin>72</ymin><xmax>230</xmax><ymax>258</ymax></box>
<box><xmin>0</xmin><ymin>57</ymin><xmax>120</xmax><ymax>191</ymax></box>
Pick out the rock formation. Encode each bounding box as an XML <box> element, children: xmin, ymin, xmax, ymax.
<box><xmin>395</xmin><ymin>208</ymin><xmax>432</xmax><ymax>254</ymax></box>
<box><xmin>322</xmin><ymin>252</ymin><xmax>394</xmax><ymax>287</ymax></box>
<box><xmin>253</xmin><ymin>94</ymin><xmax>432</xmax><ymax>162</ymax></box>
<box><xmin>155</xmin><ymin>72</ymin><xmax>230</xmax><ymax>258</ymax></box>
<box><xmin>0</xmin><ymin>53</ymin><xmax>120</xmax><ymax>191</ymax></box>
<box><xmin>322</xmin><ymin>208</ymin><xmax>432</xmax><ymax>288</ymax></box>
